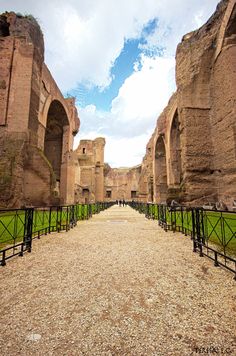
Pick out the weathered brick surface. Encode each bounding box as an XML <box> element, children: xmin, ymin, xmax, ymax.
<box><xmin>74</xmin><ymin>138</ymin><xmax>105</xmax><ymax>203</ymax></box>
<box><xmin>0</xmin><ymin>37</ymin><xmax>13</xmax><ymax>125</ymax></box>
<box><xmin>104</xmin><ymin>165</ymin><xmax>141</xmax><ymax>201</ymax></box>
<box><xmin>143</xmin><ymin>0</ymin><xmax>236</xmax><ymax>207</ymax></box>
<box><xmin>0</xmin><ymin>12</ymin><xmax>80</xmax><ymax>208</ymax></box>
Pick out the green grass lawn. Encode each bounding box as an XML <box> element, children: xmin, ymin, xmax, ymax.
<box><xmin>0</xmin><ymin>210</ymin><xmax>25</xmax><ymax>248</ymax></box>
<box><xmin>0</xmin><ymin>204</ymin><xmax>91</xmax><ymax>250</ymax></box>
<box><xmin>2</xmin><ymin>203</ymin><xmax>235</xmax><ymax>256</ymax></box>
<box><xmin>147</xmin><ymin>204</ymin><xmax>236</xmax><ymax>256</ymax></box>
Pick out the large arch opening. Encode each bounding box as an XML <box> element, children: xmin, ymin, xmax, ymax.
<box><xmin>169</xmin><ymin>110</ymin><xmax>182</xmax><ymax>187</ymax></box>
<box><xmin>44</xmin><ymin>100</ymin><xmax>69</xmax><ymax>184</ymax></box>
<box><xmin>155</xmin><ymin>135</ymin><xmax>167</xmax><ymax>203</ymax></box>
<box><xmin>224</xmin><ymin>4</ymin><xmax>236</xmax><ymax>45</ymax></box>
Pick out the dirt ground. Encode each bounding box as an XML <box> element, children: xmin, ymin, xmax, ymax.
<box><xmin>0</xmin><ymin>205</ymin><xmax>235</xmax><ymax>356</ymax></box>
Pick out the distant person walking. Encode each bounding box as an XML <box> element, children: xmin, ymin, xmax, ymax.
<box><xmin>122</xmin><ymin>199</ymin><xmax>126</xmax><ymax>207</ymax></box>
<box><xmin>119</xmin><ymin>200</ymin><xmax>122</xmax><ymax>207</ymax></box>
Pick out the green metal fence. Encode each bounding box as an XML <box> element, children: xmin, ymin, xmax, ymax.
<box><xmin>0</xmin><ymin>202</ymin><xmax>114</xmax><ymax>266</ymax></box>
<box><xmin>130</xmin><ymin>202</ymin><xmax>236</xmax><ymax>279</ymax></box>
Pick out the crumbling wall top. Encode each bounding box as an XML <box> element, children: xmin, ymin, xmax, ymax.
<box><xmin>0</xmin><ymin>11</ymin><xmax>44</xmax><ymax>61</ymax></box>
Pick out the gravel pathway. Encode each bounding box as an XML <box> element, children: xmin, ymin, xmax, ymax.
<box><xmin>0</xmin><ymin>205</ymin><xmax>235</xmax><ymax>356</ymax></box>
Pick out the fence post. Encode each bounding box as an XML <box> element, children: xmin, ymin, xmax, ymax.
<box><xmin>57</xmin><ymin>206</ymin><xmax>62</xmax><ymax>232</ymax></box>
<box><xmin>164</xmin><ymin>205</ymin><xmax>167</xmax><ymax>231</ymax></box>
<box><xmin>191</xmin><ymin>208</ymin><xmax>196</xmax><ymax>247</ymax></box>
<box><xmin>196</xmin><ymin>208</ymin><xmax>203</xmax><ymax>257</ymax></box>
<box><xmin>49</xmin><ymin>207</ymin><xmax>52</xmax><ymax>233</ymax></box>
<box><xmin>66</xmin><ymin>206</ymin><xmax>69</xmax><ymax>231</ymax></box>
<box><xmin>181</xmin><ymin>207</ymin><xmax>184</xmax><ymax>233</ymax></box>
<box><xmin>70</xmin><ymin>205</ymin><xmax>76</xmax><ymax>227</ymax></box>
<box><xmin>1</xmin><ymin>250</ymin><xmax>6</xmax><ymax>266</ymax></box>
<box><xmin>24</xmin><ymin>208</ymin><xmax>34</xmax><ymax>252</ymax></box>
<box><xmin>214</xmin><ymin>251</ymin><xmax>219</xmax><ymax>267</ymax></box>
<box><xmin>171</xmin><ymin>208</ymin><xmax>176</xmax><ymax>232</ymax></box>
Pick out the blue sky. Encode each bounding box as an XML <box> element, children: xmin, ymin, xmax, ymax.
<box><xmin>0</xmin><ymin>0</ymin><xmax>220</xmax><ymax>167</ymax></box>
<box><xmin>69</xmin><ymin>38</ymin><xmax>143</xmax><ymax>111</ymax></box>
<box><xmin>69</xmin><ymin>19</ymin><xmax>159</xmax><ymax>111</ymax></box>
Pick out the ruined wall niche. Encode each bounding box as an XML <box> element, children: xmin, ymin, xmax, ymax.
<box><xmin>169</xmin><ymin>110</ymin><xmax>182</xmax><ymax>187</ymax></box>
<box><xmin>44</xmin><ymin>100</ymin><xmax>69</xmax><ymax>183</ymax></box>
<box><xmin>155</xmin><ymin>135</ymin><xmax>167</xmax><ymax>203</ymax></box>
<box><xmin>137</xmin><ymin>134</ymin><xmax>154</xmax><ymax>202</ymax></box>
<box><xmin>0</xmin><ymin>15</ymin><xmax>10</xmax><ymax>36</ymax></box>
<box><xmin>74</xmin><ymin>138</ymin><xmax>105</xmax><ymax>203</ymax></box>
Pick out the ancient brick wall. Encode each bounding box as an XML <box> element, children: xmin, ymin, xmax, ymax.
<box><xmin>210</xmin><ymin>1</ymin><xmax>236</xmax><ymax>206</ymax></box>
<box><xmin>138</xmin><ymin>136</ymin><xmax>154</xmax><ymax>202</ymax></box>
<box><xmin>144</xmin><ymin>0</ymin><xmax>236</xmax><ymax>208</ymax></box>
<box><xmin>74</xmin><ymin>138</ymin><xmax>105</xmax><ymax>203</ymax></box>
<box><xmin>0</xmin><ymin>12</ymin><xmax>79</xmax><ymax>208</ymax></box>
<box><xmin>104</xmin><ymin>165</ymin><xmax>141</xmax><ymax>201</ymax></box>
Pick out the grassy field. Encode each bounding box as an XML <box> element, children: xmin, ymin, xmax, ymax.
<box><xmin>146</xmin><ymin>204</ymin><xmax>236</xmax><ymax>256</ymax></box>
<box><xmin>1</xmin><ymin>203</ymin><xmax>235</xmax><ymax>256</ymax></box>
<box><xmin>140</xmin><ymin>204</ymin><xmax>236</xmax><ymax>257</ymax></box>
<box><xmin>134</xmin><ymin>202</ymin><xmax>236</xmax><ymax>255</ymax></box>
<box><xmin>0</xmin><ymin>204</ymin><xmax>91</xmax><ymax>250</ymax></box>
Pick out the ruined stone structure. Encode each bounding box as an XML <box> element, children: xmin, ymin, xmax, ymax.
<box><xmin>149</xmin><ymin>0</ymin><xmax>236</xmax><ymax>207</ymax></box>
<box><xmin>0</xmin><ymin>12</ymin><xmax>79</xmax><ymax>208</ymax></box>
<box><xmin>74</xmin><ymin>138</ymin><xmax>105</xmax><ymax>203</ymax></box>
<box><xmin>103</xmin><ymin>0</ymin><xmax>236</xmax><ymax>207</ymax></box>
<box><xmin>1</xmin><ymin>1</ymin><xmax>235</xmax><ymax>209</ymax></box>
<box><xmin>104</xmin><ymin>165</ymin><xmax>141</xmax><ymax>202</ymax></box>
<box><xmin>138</xmin><ymin>136</ymin><xmax>154</xmax><ymax>202</ymax></box>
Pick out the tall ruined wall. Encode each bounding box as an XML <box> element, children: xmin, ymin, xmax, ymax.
<box><xmin>0</xmin><ymin>12</ymin><xmax>79</xmax><ymax>208</ymax></box>
<box><xmin>104</xmin><ymin>165</ymin><xmax>141</xmax><ymax>201</ymax></box>
<box><xmin>210</xmin><ymin>0</ymin><xmax>236</xmax><ymax>206</ymax></box>
<box><xmin>74</xmin><ymin>137</ymin><xmax>105</xmax><ymax>203</ymax></box>
<box><xmin>147</xmin><ymin>0</ymin><xmax>236</xmax><ymax>207</ymax></box>
<box><xmin>138</xmin><ymin>135</ymin><xmax>154</xmax><ymax>202</ymax></box>
<box><xmin>175</xmin><ymin>0</ymin><xmax>227</xmax><ymax>204</ymax></box>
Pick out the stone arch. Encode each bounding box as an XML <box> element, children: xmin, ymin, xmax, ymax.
<box><xmin>154</xmin><ymin>135</ymin><xmax>167</xmax><ymax>203</ymax></box>
<box><xmin>169</xmin><ymin>109</ymin><xmax>182</xmax><ymax>187</ymax></box>
<box><xmin>44</xmin><ymin>100</ymin><xmax>69</xmax><ymax>184</ymax></box>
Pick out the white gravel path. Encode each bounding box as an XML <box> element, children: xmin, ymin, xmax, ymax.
<box><xmin>0</xmin><ymin>205</ymin><xmax>235</xmax><ymax>356</ymax></box>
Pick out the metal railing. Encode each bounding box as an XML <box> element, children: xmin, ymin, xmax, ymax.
<box><xmin>0</xmin><ymin>202</ymin><xmax>114</xmax><ymax>266</ymax></box>
<box><xmin>129</xmin><ymin>202</ymin><xmax>236</xmax><ymax>279</ymax></box>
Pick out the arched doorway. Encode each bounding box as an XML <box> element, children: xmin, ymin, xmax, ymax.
<box><xmin>44</xmin><ymin>100</ymin><xmax>69</xmax><ymax>190</ymax></box>
<box><xmin>169</xmin><ymin>110</ymin><xmax>182</xmax><ymax>187</ymax></box>
<box><xmin>155</xmin><ymin>135</ymin><xmax>167</xmax><ymax>203</ymax></box>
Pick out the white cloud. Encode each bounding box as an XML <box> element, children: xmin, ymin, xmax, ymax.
<box><xmin>0</xmin><ymin>0</ymin><xmax>220</xmax><ymax>167</ymax></box>
<box><xmin>0</xmin><ymin>0</ymin><xmax>219</xmax><ymax>91</ymax></box>
<box><xmin>105</xmin><ymin>134</ymin><xmax>151</xmax><ymax>167</ymax></box>
<box><xmin>75</xmin><ymin>54</ymin><xmax>175</xmax><ymax>166</ymax></box>
<box><xmin>111</xmin><ymin>55</ymin><xmax>175</xmax><ymax>121</ymax></box>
